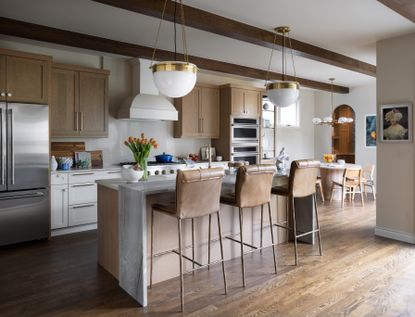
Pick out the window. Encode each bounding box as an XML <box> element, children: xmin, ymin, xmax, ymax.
<box><xmin>278</xmin><ymin>101</ymin><xmax>299</xmax><ymax>127</ymax></box>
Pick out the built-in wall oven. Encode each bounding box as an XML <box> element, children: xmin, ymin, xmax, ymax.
<box><xmin>231</xmin><ymin>117</ymin><xmax>259</xmax><ymax>143</ymax></box>
<box><xmin>230</xmin><ymin>143</ymin><xmax>260</xmax><ymax>165</ymax></box>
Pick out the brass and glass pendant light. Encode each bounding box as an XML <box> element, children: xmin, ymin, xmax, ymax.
<box><xmin>150</xmin><ymin>0</ymin><xmax>198</xmax><ymax>98</ymax></box>
<box><xmin>312</xmin><ymin>78</ymin><xmax>354</xmax><ymax>125</ymax></box>
<box><xmin>265</xmin><ymin>26</ymin><xmax>300</xmax><ymax>108</ymax></box>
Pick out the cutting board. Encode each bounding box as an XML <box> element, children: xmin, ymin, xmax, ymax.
<box><xmin>51</xmin><ymin>142</ymin><xmax>86</xmax><ymax>158</ymax></box>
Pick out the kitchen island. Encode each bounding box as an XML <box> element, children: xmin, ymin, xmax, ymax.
<box><xmin>97</xmin><ymin>172</ymin><xmax>314</xmax><ymax>307</ymax></box>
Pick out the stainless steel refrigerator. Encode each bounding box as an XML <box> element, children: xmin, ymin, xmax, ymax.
<box><xmin>0</xmin><ymin>102</ymin><xmax>49</xmax><ymax>246</ymax></box>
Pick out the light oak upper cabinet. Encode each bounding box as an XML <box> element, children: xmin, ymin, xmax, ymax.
<box><xmin>51</xmin><ymin>63</ymin><xmax>109</xmax><ymax>138</ymax></box>
<box><xmin>174</xmin><ymin>84</ymin><xmax>220</xmax><ymax>139</ymax></box>
<box><xmin>228</xmin><ymin>85</ymin><xmax>261</xmax><ymax>117</ymax></box>
<box><xmin>200</xmin><ymin>87</ymin><xmax>220</xmax><ymax>138</ymax></box>
<box><xmin>79</xmin><ymin>72</ymin><xmax>108</xmax><ymax>137</ymax></box>
<box><xmin>51</xmin><ymin>68</ymin><xmax>79</xmax><ymax>136</ymax></box>
<box><xmin>0</xmin><ymin>48</ymin><xmax>51</xmax><ymax>104</ymax></box>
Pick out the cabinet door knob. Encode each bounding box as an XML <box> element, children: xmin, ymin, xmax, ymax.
<box><xmin>0</xmin><ymin>92</ymin><xmax>5</xmax><ymax>97</ymax></box>
<box><xmin>6</xmin><ymin>93</ymin><xmax>12</xmax><ymax>97</ymax></box>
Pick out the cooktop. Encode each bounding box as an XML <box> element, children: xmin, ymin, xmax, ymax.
<box><xmin>119</xmin><ymin>161</ymin><xmax>183</xmax><ymax>166</ymax></box>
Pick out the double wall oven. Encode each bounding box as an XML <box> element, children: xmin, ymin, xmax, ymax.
<box><xmin>230</xmin><ymin>117</ymin><xmax>260</xmax><ymax>165</ymax></box>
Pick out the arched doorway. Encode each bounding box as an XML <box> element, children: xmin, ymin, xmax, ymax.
<box><xmin>332</xmin><ymin>105</ymin><xmax>355</xmax><ymax>163</ymax></box>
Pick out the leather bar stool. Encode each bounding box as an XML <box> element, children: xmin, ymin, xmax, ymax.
<box><xmin>150</xmin><ymin>167</ymin><xmax>226</xmax><ymax>312</ymax></box>
<box><xmin>219</xmin><ymin>164</ymin><xmax>276</xmax><ymax>287</ymax></box>
<box><xmin>272</xmin><ymin>159</ymin><xmax>323</xmax><ymax>265</ymax></box>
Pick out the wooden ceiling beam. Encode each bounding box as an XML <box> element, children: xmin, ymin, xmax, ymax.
<box><xmin>92</xmin><ymin>0</ymin><xmax>376</xmax><ymax>77</ymax></box>
<box><xmin>0</xmin><ymin>17</ymin><xmax>349</xmax><ymax>93</ymax></box>
<box><xmin>377</xmin><ymin>0</ymin><xmax>415</xmax><ymax>22</ymax></box>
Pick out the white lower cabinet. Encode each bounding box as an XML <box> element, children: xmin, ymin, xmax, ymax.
<box><xmin>51</xmin><ymin>168</ymin><xmax>120</xmax><ymax>234</ymax></box>
<box><xmin>68</xmin><ymin>203</ymin><xmax>97</xmax><ymax>226</ymax></box>
<box><xmin>51</xmin><ymin>185</ymin><xmax>68</xmax><ymax>229</ymax></box>
<box><xmin>69</xmin><ymin>183</ymin><xmax>97</xmax><ymax>205</ymax></box>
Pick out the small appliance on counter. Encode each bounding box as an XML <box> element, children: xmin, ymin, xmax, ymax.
<box><xmin>200</xmin><ymin>146</ymin><xmax>216</xmax><ymax>161</ymax></box>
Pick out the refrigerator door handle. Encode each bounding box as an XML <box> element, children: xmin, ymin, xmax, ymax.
<box><xmin>0</xmin><ymin>192</ymin><xmax>45</xmax><ymax>201</ymax></box>
<box><xmin>8</xmin><ymin>109</ymin><xmax>14</xmax><ymax>185</ymax></box>
<box><xmin>0</xmin><ymin>108</ymin><xmax>4</xmax><ymax>186</ymax></box>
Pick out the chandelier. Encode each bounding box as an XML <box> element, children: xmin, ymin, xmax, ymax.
<box><xmin>312</xmin><ymin>78</ymin><xmax>354</xmax><ymax>125</ymax></box>
<box><xmin>265</xmin><ymin>26</ymin><xmax>300</xmax><ymax>108</ymax></box>
<box><xmin>150</xmin><ymin>0</ymin><xmax>198</xmax><ymax>98</ymax></box>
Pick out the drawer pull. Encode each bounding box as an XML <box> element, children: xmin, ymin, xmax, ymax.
<box><xmin>72</xmin><ymin>172</ymin><xmax>95</xmax><ymax>176</ymax></box>
<box><xmin>71</xmin><ymin>183</ymin><xmax>95</xmax><ymax>188</ymax></box>
<box><xmin>107</xmin><ymin>171</ymin><xmax>120</xmax><ymax>174</ymax></box>
<box><xmin>71</xmin><ymin>204</ymin><xmax>95</xmax><ymax>209</ymax></box>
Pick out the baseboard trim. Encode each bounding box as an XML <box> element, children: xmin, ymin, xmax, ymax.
<box><xmin>51</xmin><ymin>223</ymin><xmax>97</xmax><ymax>237</ymax></box>
<box><xmin>375</xmin><ymin>226</ymin><xmax>415</xmax><ymax>244</ymax></box>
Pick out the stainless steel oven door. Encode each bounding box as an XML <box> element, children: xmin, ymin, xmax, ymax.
<box><xmin>231</xmin><ymin>143</ymin><xmax>259</xmax><ymax>154</ymax></box>
<box><xmin>230</xmin><ymin>153</ymin><xmax>260</xmax><ymax>165</ymax></box>
<box><xmin>231</xmin><ymin>125</ymin><xmax>259</xmax><ymax>143</ymax></box>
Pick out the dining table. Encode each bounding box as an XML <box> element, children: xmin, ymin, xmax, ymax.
<box><xmin>319</xmin><ymin>162</ymin><xmax>362</xmax><ymax>201</ymax></box>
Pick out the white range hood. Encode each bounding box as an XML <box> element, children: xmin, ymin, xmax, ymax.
<box><xmin>117</xmin><ymin>58</ymin><xmax>178</xmax><ymax>121</ymax></box>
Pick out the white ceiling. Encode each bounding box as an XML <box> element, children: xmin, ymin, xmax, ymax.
<box><xmin>0</xmin><ymin>0</ymin><xmax>414</xmax><ymax>89</ymax></box>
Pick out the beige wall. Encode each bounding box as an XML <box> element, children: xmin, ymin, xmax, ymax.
<box><xmin>376</xmin><ymin>32</ymin><xmax>415</xmax><ymax>243</ymax></box>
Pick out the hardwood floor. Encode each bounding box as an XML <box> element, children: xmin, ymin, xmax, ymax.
<box><xmin>1</xmin><ymin>198</ymin><xmax>415</xmax><ymax>316</ymax></box>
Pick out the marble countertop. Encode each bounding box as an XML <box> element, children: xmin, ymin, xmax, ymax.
<box><xmin>96</xmin><ymin>173</ymin><xmax>288</xmax><ymax>192</ymax></box>
<box><xmin>51</xmin><ymin>166</ymin><xmax>121</xmax><ymax>174</ymax></box>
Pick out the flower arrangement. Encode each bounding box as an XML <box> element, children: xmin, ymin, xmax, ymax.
<box><xmin>124</xmin><ymin>133</ymin><xmax>158</xmax><ymax>180</ymax></box>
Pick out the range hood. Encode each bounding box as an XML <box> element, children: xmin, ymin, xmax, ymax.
<box><xmin>117</xmin><ymin>58</ymin><xmax>178</xmax><ymax>121</ymax></box>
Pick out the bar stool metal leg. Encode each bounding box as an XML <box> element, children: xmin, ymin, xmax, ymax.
<box><xmin>150</xmin><ymin>208</ymin><xmax>154</xmax><ymax>288</ymax></box>
<box><xmin>238</xmin><ymin>207</ymin><xmax>246</xmax><ymax>287</ymax></box>
<box><xmin>216</xmin><ymin>211</ymin><xmax>227</xmax><ymax>294</ymax></box>
<box><xmin>178</xmin><ymin>218</ymin><xmax>184</xmax><ymax>312</ymax></box>
<box><xmin>208</xmin><ymin>214</ymin><xmax>211</xmax><ymax>270</ymax></box>
<box><xmin>260</xmin><ymin>204</ymin><xmax>264</xmax><ymax>254</ymax></box>
<box><xmin>292</xmin><ymin>197</ymin><xmax>298</xmax><ymax>266</ymax></box>
<box><xmin>267</xmin><ymin>202</ymin><xmax>277</xmax><ymax>274</ymax></box>
<box><xmin>191</xmin><ymin>218</ymin><xmax>195</xmax><ymax>274</ymax></box>
<box><xmin>313</xmin><ymin>194</ymin><xmax>323</xmax><ymax>256</ymax></box>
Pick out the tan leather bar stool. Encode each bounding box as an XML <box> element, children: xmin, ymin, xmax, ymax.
<box><xmin>272</xmin><ymin>159</ymin><xmax>323</xmax><ymax>265</ymax></box>
<box><xmin>220</xmin><ymin>165</ymin><xmax>276</xmax><ymax>287</ymax></box>
<box><xmin>150</xmin><ymin>168</ymin><xmax>226</xmax><ymax>312</ymax></box>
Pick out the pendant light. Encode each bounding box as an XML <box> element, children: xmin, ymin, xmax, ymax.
<box><xmin>265</xmin><ymin>26</ymin><xmax>300</xmax><ymax>108</ymax></box>
<box><xmin>150</xmin><ymin>0</ymin><xmax>198</xmax><ymax>98</ymax></box>
<box><xmin>312</xmin><ymin>78</ymin><xmax>354</xmax><ymax>125</ymax></box>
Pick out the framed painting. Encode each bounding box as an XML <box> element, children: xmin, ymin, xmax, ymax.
<box><xmin>380</xmin><ymin>103</ymin><xmax>412</xmax><ymax>143</ymax></box>
<box><xmin>365</xmin><ymin>114</ymin><xmax>376</xmax><ymax>147</ymax></box>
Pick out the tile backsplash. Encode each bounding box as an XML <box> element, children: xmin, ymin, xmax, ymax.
<box><xmin>52</xmin><ymin>117</ymin><xmax>209</xmax><ymax>166</ymax></box>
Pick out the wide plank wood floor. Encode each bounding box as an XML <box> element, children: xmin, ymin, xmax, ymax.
<box><xmin>1</xmin><ymin>198</ymin><xmax>415</xmax><ymax>316</ymax></box>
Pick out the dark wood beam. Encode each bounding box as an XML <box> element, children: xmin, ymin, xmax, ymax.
<box><xmin>377</xmin><ymin>0</ymin><xmax>415</xmax><ymax>22</ymax></box>
<box><xmin>92</xmin><ymin>0</ymin><xmax>376</xmax><ymax>77</ymax></box>
<box><xmin>0</xmin><ymin>17</ymin><xmax>349</xmax><ymax>93</ymax></box>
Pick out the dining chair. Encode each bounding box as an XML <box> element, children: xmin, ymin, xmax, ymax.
<box><xmin>329</xmin><ymin>168</ymin><xmax>364</xmax><ymax>208</ymax></box>
<box><xmin>362</xmin><ymin>164</ymin><xmax>376</xmax><ymax>200</ymax></box>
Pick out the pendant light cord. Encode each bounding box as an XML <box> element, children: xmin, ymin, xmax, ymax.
<box><xmin>264</xmin><ymin>32</ymin><xmax>278</xmax><ymax>86</ymax></box>
<box><xmin>180</xmin><ymin>0</ymin><xmax>190</xmax><ymax>63</ymax></box>
<box><xmin>151</xmin><ymin>0</ymin><xmax>168</xmax><ymax>65</ymax></box>
<box><xmin>150</xmin><ymin>0</ymin><xmax>189</xmax><ymax>65</ymax></box>
<box><xmin>282</xmin><ymin>32</ymin><xmax>285</xmax><ymax>81</ymax></box>
<box><xmin>173</xmin><ymin>0</ymin><xmax>177</xmax><ymax>61</ymax></box>
<box><xmin>288</xmin><ymin>32</ymin><xmax>297</xmax><ymax>82</ymax></box>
